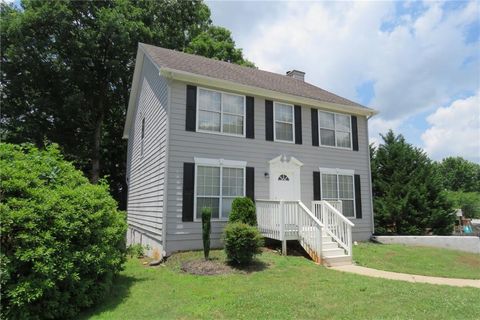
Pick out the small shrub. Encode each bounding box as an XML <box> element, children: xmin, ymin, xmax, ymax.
<box><xmin>201</xmin><ymin>207</ymin><xmax>212</xmax><ymax>260</ymax></box>
<box><xmin>223</xmin><ymin>222</ymin><xmax>263</xmax><ymax>265</ymax></box>
<box><xmin>229</xmin><ymin>197</ymin><xmax>257</xmax><ymax>226</ymax></box>
<box><xmin>0</xmin><ymin>143</ymin><xmax>127</xmax><ymax>319</ymax></box>
<box><xmin>127</xmin><ymin>244</ymin><xmax>150</xmax><ymax>258</ymax></box>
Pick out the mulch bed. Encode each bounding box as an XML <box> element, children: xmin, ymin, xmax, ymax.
<box><xmin>181</xmin><ymin>259</ymin><xmax>234</xmax><ymax>275</ymax></box>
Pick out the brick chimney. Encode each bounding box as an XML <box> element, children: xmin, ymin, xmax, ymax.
<box><xmin>286</xmin><ymin>70</ymin><xmax>305</xmax><ymax>81</ymax></box>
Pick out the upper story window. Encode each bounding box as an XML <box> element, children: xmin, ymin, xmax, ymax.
<box><xmin>197</xmin><ymin>87</ymin><xmax>245</xmax><ymax>136</ymax></box>
<box><xmin>319</xmin><ymin>111</ymin><xmax>351</xmax><ymax>149</ymax></box>
<box><xmin>140</xmin><ymin>117</ymin><xmax>145</xmax><ymax>157</ymax></box>
<box><xmin>274</xmin><ymin>102</ymin><xmax>294</xmax><ymax>143</ymax></box>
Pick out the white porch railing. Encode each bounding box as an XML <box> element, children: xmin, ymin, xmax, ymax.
<box><xmin>256</xmin><ymin>200</ymin><xmax>323</xmax><ymax>263</ymax></box>
<box><xmin>312</xmin><ymin>201</ymin><xmax>354</xmax><ymax>256</ymax></box>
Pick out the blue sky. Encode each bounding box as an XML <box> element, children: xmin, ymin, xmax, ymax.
<box><xmin>207</xmin><ymin>0</ymin><xmax>480</xmax><ymax>162</ymax></box>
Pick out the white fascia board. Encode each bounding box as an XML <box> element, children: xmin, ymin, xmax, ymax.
<box><xmin>123</xmin><ymin>47</ymin><xmax>145</xmax><ymax>139</ymax></box>
<box><xmin>159</xmin><ymin>67</ymin><xmax>379</xmax><ymax>117</ymax></box>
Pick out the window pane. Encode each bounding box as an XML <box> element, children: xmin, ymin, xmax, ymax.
<box><xmin>223</xmin><ymin>94</ymin><xmax>244</xmax><ymax>115</ymax></box>
<box><xmin>319</xmin><ymin>111</ymin><xmax>335</xmax><ymax>129</ymax></box>
<box><xmin>198</xmin><ymin>110</ymin><xmax>221</xmax><ymax>132</ymax></box>
<box><xmin>223</xmin><ymin>114</ymin><xmax>244</xmax><ymax>135</ymax></box>
<box><xmin>336</xmin><ymin>131</ymin><xmax>351</xmax><ymax>148</ymax></box>
<box><xmin>197</xmin><ymin>166</ymin><xmax>220</xmax><ymax>196</ymax></box>
<box><xmin>320</xmin><ymin>128</ymin><xmax>335</xmax><ymax>146</ymax></box>
<box><xmin>338</xmin><ymin>175</ymin><xmax>354</xmax><ymax>198</ymax></box>
<box><xmin>342</xmin><ymin>200</ymin><xmax>355</xmax><ymax>217</ymax></box>
<box><xmin>196</xmin><ymin>197</ymin><xmax>219</xmax><ymax>219</ymax></box>
<box><xmin>198</xmin><ymin>89</ymin><xmax>221</xmax><ymax>112</ymax></box>
<box><xmin>321</xmin><ymin>174</ymin><xmax>338</xmax><ymax>199</ymax></box>
<box><xmin>222</xmin><ymin>197</ymin><xmax>234</xmax><ymax>218</ymax></box>
<box><xmin>335</xmin><ymin>114</ymin><xmax>350</xmax><ymax>131</ymax></box>
<box><xmin>222</xmin><ymin>168</ymin><xmax>244</xmax><ymax>196</ymax></box>
<box><xmin>275</xmin><ymin>122</ymin><xmax>293</xmax><ymax>141</ymax></box>
<box><xmin>275</xmin><ymin>103</ymin><xmax>293</xmax><ymax>122</ymax></box>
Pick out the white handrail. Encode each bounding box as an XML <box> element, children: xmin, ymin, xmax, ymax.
<box><xmin>312</xmin><ymin>200</ymin><xmax>354</xmax><ymax>256</ymax></box>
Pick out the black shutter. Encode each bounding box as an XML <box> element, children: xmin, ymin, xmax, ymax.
<box><xmin>351</xmin><ymin>116</ymin><xmax>359</xmax><ymax>151</ymax></box>
<box><xmin>354</xmin><ymin>174</ymin><xmax>362</xmax><ymax>219</ymax></box>
<box><xmin>313</xmin><ymin>171</ymin><xmax>321</xmax><ymax>200</ymax></box>
<box><xmin>246</xmin><ymin>96</ymin><xmax>255</xmax><ymax>139</ymax></box>
<box><xmin>265</xmin><ymin>100</ymin><xmax>274</xmax><ymax>141</ymax></box>
<box><xmin>311</xmin><ymin>108</ymin><xmax>319</xmax><ymax>146</ymax></box>
<box><xmin>246</xmin><ymin>167</ymin><xmax>255</xmax><ymax>200</ymax></box>
<box><xmin>294</xmin><ymin>105</ymin><xmax>302</xmax><ymax>144</ymax></box>
<box><xmin>185</xmin><ymin>85</ymin><xmax>197</xmax><ymax>132</ymax></box>
<box><xmin>182</xmin><ymin>163</ymin><xmax>195</xmax><ymax>222</ymax></box>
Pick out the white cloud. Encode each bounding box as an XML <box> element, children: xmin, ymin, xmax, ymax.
<box><xmin>421</xmin><ymin>93</ymin><xmax>480</xmax><ymax>162</ymax></box>
<box><xmin>240</xmin><ymin>0</ymin><xmax>479</xmax><ymax>138</ymax></box>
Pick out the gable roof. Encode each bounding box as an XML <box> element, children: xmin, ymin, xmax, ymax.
<box><xmin>141</xmin><ymin>43</ymin><xmax>369</xmax><ymax>109</ymax></box>
<box><xmin>124</xmin><ymin>43</ymin><xmax>378</xmax><ymax>138</ymax></box>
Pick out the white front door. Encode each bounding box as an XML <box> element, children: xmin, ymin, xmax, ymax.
<box><xmin>269</xmin><ymin>155</ymin><xmax>302</xmax><ymax>201</ymax></box>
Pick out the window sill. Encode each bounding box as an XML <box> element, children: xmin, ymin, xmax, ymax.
<box><xmin>318</xmin><ymin>144</ymin><xmax>353</xmax><ymax>151</ymax></box>
<box><xmin>196</xmin><ymin>129</ymin><xmax>246</xmax><ymax>139</ymax></box>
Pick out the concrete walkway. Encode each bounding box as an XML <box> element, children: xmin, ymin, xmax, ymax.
<box><xmin>331</xmin><ymin>265</ymin><xmax>480</xmax><ymax>288</ymax></box>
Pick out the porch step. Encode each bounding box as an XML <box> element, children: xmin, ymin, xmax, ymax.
<box><xmin>322</xmin><ymin>248</ymin><xmax>346</xmax><ymax>257</ymax></box>
<box><xmin>322</xmin><ymin>241</ymin><xmax>340</xmax><ymax>250</ymax></box>
<box><xmin>322</xmin><ymin>235</ymin><xmax>333</xmax><ymax>242</ymax></box>
<box><xmin>323</xmin><ymin>254</ymin><xmax>352</xmax><ymax>267</ymax></box>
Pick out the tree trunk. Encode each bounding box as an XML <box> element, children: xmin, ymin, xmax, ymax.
<box><xmin>91</xmin><ymin>98</ymin><xmax>104</xmax><ymax>184</ymax></box>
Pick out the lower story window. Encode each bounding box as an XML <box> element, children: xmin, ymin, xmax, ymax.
<box><xmin>195</xmin><ymin>163</ymin><xmax>245</xmax><ymax>220</ymax></box>
<box><xmin>321</xmin><ymin>171</ymin><xmax>355</xmax><ymax>217</ymax></box>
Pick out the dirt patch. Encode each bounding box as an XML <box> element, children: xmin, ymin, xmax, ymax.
<box><xmin>458</xmin><ymin>255</ymin><xmax>480</xmax><ymax>268</ymax></box>
<box><xmin>181</xmin><ymin>259</ymin><xmax>234</xmax><ymax>275</ymax></box>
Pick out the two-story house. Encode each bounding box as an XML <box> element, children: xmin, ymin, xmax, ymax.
<box><xmin>124</xmin><ymin>43</ymin><xmax>378</xmax><ymax>265</ymax></box>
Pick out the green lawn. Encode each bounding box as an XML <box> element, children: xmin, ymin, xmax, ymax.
<box><xmin>80</xmin><ymin>249</ymin><xmax>480</xmax><ymax>320</ymax></box>
<box><xmin>353</xmin><ymin>242</ymin><xmax>480</xmax><ymax>279</ymax></box>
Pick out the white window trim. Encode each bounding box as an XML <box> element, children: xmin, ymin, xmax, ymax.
<box><xmin>193</xmin><ymin>157</ymin><xmax>246</xmax><ymax>222</ymax></box>
<box><xmin>273</xmin><ymin>101</ymin><xmax>295</xmax><ymax>144</ymax></box>
<box><xmin>319</xmin><ymin>167</ymin><xmax>356</xmax><ymax>219</ymax></box>
<box><xmin>318</xmin><ymin>111</ymin><xmax>352</xmax><ymax>150</ymax></box>
<box><xmin>195</xmin><ymin>87</ymin><xmax>246</xmax><ymax>138</ymax></box>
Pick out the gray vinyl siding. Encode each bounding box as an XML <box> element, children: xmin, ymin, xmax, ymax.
<box><xmin>126</xmin><ymin>57</ymin><xmax>168</xmax><ymax>254</ymax></box>
<box><xmin>165</xmin><ymin>80</ymin><xmax>373</xmax><ymax>253</ymax></box>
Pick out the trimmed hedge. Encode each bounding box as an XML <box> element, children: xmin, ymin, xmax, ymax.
<box><xmin>229</xmin><ymin>197</ymin><xmax>257</xmax><ymax>226</ymax></box>
<box><xmin>0</xmin><ymin>143</ymin><xmax>127</xmax><ymax>319</ymax></box>
<box><xmin>223</xmin><ymin>222</ymin><xmax>263</xmax><ymax>265</ymax></box>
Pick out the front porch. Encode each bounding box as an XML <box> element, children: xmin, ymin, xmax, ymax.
<box><xmin>256</xmin><ymin>199</ymin><xmax>354</xmax><ymax>266</ymax></box>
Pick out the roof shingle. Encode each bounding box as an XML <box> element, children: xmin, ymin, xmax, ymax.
<box><xmin>141</xmin><ymin>43</ymin><xmax>368</xmax><ymax>109</ymax></box>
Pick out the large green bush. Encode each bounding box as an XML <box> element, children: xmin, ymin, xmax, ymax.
<box><xmin>0</xmin><ymin>143</ymin><xmax>127</xmax><ymax>319</ymax></box>
<box><xmin>229</xmin><ymin>197</ymin><xmax>257</xmax><ymax>226</ymax></box>
<box><xmin>223</xmin><ymin>222</ymin><xmax>263</xmax><ymax>265</ymax></box>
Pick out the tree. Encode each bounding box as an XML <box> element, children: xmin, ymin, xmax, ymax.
<box><xmin>186</xmin><ymin>26</ymin><xmax>255</xmax><ymax>67</ymax></box>
<box><xmin>437</xmin><ymin>157</ymin><xmax>480</xmax><ymax>192</ymax></box>
<box><xmin>1</xmin><ymin>1</ymin><xmax>252</xmax><ymax>208</ymax></box>
<box><xmin>371</xmin><ymin>130</ymin><xmax>454</xmax><ymax>235</ymax></box>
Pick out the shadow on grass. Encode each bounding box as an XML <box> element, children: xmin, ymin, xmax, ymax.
<box><xmin>76</xmin><ymin>274</ymin><xmax>143</xmax><ymax>319</ymax></box>
<box><xmin>229</xmin><ymin>259</ymin><xmax>269</xmax><ymax>273</ymax></box>
<box><xmin>264</xmin><ymin>238</ymin><xmax>313</xmax><ymax>260</ymax></box>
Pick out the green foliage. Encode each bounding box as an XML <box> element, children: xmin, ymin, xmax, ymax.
<box><xmin>445</xmin><ymin>191</ymin><xmax>480</xmax><ymax>219</ymax></box>
<box><xmin>223</xmin><ymin>223</ymin><xmax>263</xmax><ymax>265</ymax></box>
<box><xmin>1</xmin><ymin>0</ymin><xmax>251</xmax><ymax>208</ymax></box>
<box><xmin>0</xmin><ymin>143</ymin><xmax>127</xmax><ymax>320</ymax></box>
<box><xmin>228</xmin><ymin>197</ymin><xmax>257</xmax><ymax>226</ymax></box>
<box><xmin>186</xmin><ymin>26</ymin><xmax>255</xmax><ymax>67</ymax></box>
<box><xmin>126</xmin><ymin>244</ymin><xmax>150</xmax><ymax>259</ymax></box>
<box><xmin>437</xmin><ymin>157</ymin><xmax>480</xmax><ymax>192</ymax></box>
<box><xmin>201</xmin><ymin>207</ymin><xmax>212</xmax><ymax>260</ymax></box>
<box><xmin>371</xmin><ymin>130</ymin><xmax>454</xmax><ymax>235</ymax></box>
